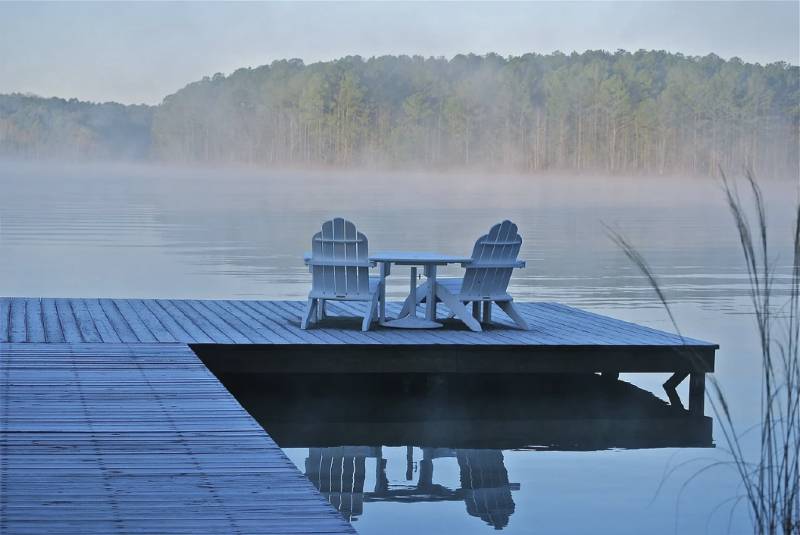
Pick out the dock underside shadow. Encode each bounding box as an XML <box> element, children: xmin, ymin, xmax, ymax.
<box><xmin>206</xmin><ymin>367</ymin><xmax>713</xmax><ymax>451</ymax></box>
<box><xmin>192</xmin><ymin>342</ymin><xmax>714</xmax><ymax>415</ymax></box>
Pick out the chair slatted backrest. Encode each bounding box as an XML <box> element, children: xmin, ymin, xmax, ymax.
<box><xmin>310</xmin><ymin>218</ymin><xmax>370</xmax><ymax>298</ymax></box>
<box><xmin>459</xmin><ymin>220</ymin><xmax>522</xmax><ymax>300</ymax></box>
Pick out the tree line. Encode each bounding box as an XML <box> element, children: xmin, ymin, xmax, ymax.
<box><xmin>0</xmin><ymin>94</ymin><xmax>152</xmax><ymax>160</ymax></box>
<box><xmin>2</xmin><ymin>51</ymin><xmax>798</xmax><ymax>177</ymax></box>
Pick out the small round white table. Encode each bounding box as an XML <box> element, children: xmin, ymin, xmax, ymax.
<box><xmin>370</xmin><ymin>252</ymin><xmax>472</xmax><ymax>329</ymax></box>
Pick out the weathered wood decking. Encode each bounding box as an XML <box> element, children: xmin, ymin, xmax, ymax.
<box><xmin>0</xmin><ymin>297</ymin><xmax>714</xmax><ymax>348</ymax></box>
<box><xmin>0</xmin><ymin>343</ymin><xmax>354</xmax><ymax>534</ymax></box>
<box><xmin>0</xmin><ymin>297</ymin><xmax>717</xmax><ymax>534</ymax></box>
<box><xmin>0</xmin><ymin>297</ymin><xmax>717</xmax><ymax>378</ymax></box>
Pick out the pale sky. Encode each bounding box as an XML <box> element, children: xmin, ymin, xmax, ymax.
<box><xmin>1</xmin><ymin>1</ymin><xmax>798</xmax><ymax>105</ymax></box>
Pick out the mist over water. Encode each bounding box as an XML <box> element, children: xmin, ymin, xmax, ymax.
<box><xmin>1</xmin><ymin>161</ymin><xmax>795</xmax><ymax>304</ymax></box>
<box><xmin>1</xmin><ymin>161</ymin><xmax>798</xmax><ymax>533</ymax></box>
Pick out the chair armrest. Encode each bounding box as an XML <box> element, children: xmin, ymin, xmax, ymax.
<box><xmin>461</xmin><ymin>260</ymin><xmax>526</xmax><ymax>268</ymax></box>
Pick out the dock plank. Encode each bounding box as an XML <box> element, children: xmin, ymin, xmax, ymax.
<box><xmin>546</xmin><ymin>302</ymin><xmax>690</xmax><ymax>344</ymax></box>
<box><xmin>238</xmin><ymin>300</ymin><xmax>320</xmax><ymax>344</ymax></box>
<box><xmin>212</xmin><ymin>300</ymin><xmax>286</xmax><ymax>344</ymax></box>
<box><xmin>186</xmin><ymin>300</ymin><xmax>252</xmax><ymax>344</ymax></box>
<box><xmin>67</xmin><ymin>299</ymin><xmax>103</xmax><ymax>343</ymax></box>
<box><xmin>111</xmin><ymin>299</ymin><xmax>158</xmax><ymax>343</ymax></box>
<box><xmin>168</xmin><ymin>300</ymin><xmax>232</xmax><ymax>344</ymax></box>
<box><xmin>139</xmin><ymin>299</ymin><xmax>192</xmax><ymax>343</ymax></box>
<box><xmin>124</xmin><ymin>299</ymin><xmax>176</xmax><ymax>343</ymax></box>
<box><xmin>260</xmin><ymin>301</ymin><xmax>344</xmax><ymax>345</ymax></box>
<box><xmin>53</xmin><ymin>298</ymin><xmax>82</xmax><ymax>343</ymax></box>
<box><xmin>0</xmin><ymin>297</ymin><xmax>9</xmax><ymax>342</ymax></box>
<box><xmin>41</xmin><ymin>298</ymin><xmax>65</xmax><ymax>343</ymax></box>
<box><xmin>9</xmin><ymin>298</ymin><xmax>27</xmax><ymax>343</ymax></box>
<box><xmin>153</xmin><ymin>300</ymin><xmax>212</xmax><ymax>343</ymax></box>
<box><xmin>98</xmin><ymin>298</ymin><xmax>140</xmax><ymax>343</ymax></box>
<box><xmin>23</xmin><ymin>298</ymin><xmax>45</xmax><ymax>343</ymax></box>
<box><xmin>279</xmin><ymin>301</ymin><xmax>371</xmax><ymax>345</ymax></box>
<box><xmin>83</xmin><ymin>298</ymin><xmax>122</xmax><ymax>343</ymax></box>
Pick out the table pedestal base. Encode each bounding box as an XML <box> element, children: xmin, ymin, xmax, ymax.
<box><xmin>382</xmin><ymin>265</ymin><xmax>444</xmax><ymax>329</ymax></box>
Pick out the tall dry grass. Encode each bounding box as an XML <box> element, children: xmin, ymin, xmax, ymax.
<box><xmin>609</xmin><ymin>169</ymin><xmax>799</xmax><ymax>534</ymax></box>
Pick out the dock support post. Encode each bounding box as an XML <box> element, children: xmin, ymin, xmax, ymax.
<box><xmin>689</xmin><ymin>372</ymin><xmax>705</xmax><ymax>416</ymax></box>
<box><xmin>665</xmin><ymin>371</ymin><xmax>706</xmax><ymax>415</ymax></box>
<box><xmin>663</xmin><ymin>371</ymin><xmax>689</xmax><ymax>408</ymax></box>
<box><xmin>406</xmin><ymin>446</ymin><xmax>414</xmax><ymax>481</ymax></box>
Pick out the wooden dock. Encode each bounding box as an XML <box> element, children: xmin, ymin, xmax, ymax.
<box><xmin>0</xmin><ymin>297</ymin><xmax>715</xmax><ymax>349</ymax></box>
<box><xmin>0</xmin><ymin>297</ymin><xmax>717</xmax><ymax>533</ymax></box>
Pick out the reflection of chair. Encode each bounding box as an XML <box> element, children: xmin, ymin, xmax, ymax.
<box><xmin>458</xmin><ymin>449</ymin><xmax>516</xmax><ymax>530</ymax></box>
<box><xmin>303</xmin><ymin>445</ymin><xmax>518</xmax><ymax>529</ymax></box>
<box><xmin>405</xmin><ymin>220</ymin><xmax>529</xmax><ymax>330</ymax></box>
<box><xmin>302</xmin><ymin>218</ymin><xmax>383</xmax><ymax>331</ymax></box>
<box><xmin>305</xmin><ymin>447</ymin><xmax>373</xmax><ymax>521</ymax></box>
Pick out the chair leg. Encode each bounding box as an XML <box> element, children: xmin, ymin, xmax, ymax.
<box><xmin>301</xmin><ymin>298</ymin><xmax>318</xmax><ymax>330</ymax></box>
<box><xmin>374</xmin><ymin>280</ymin><xmax>383</xmax><ymax>323</ymax></box>
<box><xmin>399</xmin><ymin>295</ymin><xmax>413</xmax><ymax>317</ymax></box>
<box><xmin>497</xmin><ymin>301</ymin><xmax>529</xmax><ymax>330</ymax></box>
<box><xmin>362</xmin><ymin>292</ymin><xmax>380</xmax><ymax>331</ymax></box>
<box><xmin>318</xmin><ymin>299</ymin><xmax>326</xmax><ymax>321</ymax></box>
<box><xmin>416</xmin><ymin>280</ymin><xmax>430</xmax><ymax>305</ymax></box>
<box><xmin>472</xmin><ymin>301</ymin><xmax>481</xmax><ymax>320</ymax></box>
<box><xmin>482</xmin><ymin>301</ymin><xmax>492</xmax><ymax>323</ymax></box>
<box><xmin>435</xmin><ymin>288</ymin><xmax>482</xmax><ymax>332</ymax></box>
<box><xmin>379</xmin><ymin>279</ymin><xmax>386</xmax><ymax>324</ymax></box>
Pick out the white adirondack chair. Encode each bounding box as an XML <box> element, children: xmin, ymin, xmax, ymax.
<box><xmin>302</xmin><ymin>218</ymin><xmax>383</xmax><ymax>331</ymax></box>
<box><xmin>405</xmin><ymin>220</ymin><xmax>529</xmax><ymax>330</ymax></box>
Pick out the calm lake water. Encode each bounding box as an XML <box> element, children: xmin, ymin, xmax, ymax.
<box><xmin>1</xmin><ymin>161</ymin><xmax>798</xmax><ymax>534</ymax></box>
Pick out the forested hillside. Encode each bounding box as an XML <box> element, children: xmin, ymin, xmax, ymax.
<box><xmin>0</xmin><ymin>94</ymin><xmax>152</xmax><ymax>160</ymax></box>
<box><xmin>2</xmin><ymin>51</ymin><xmax>798</xmax><ymax>177</ymax></box>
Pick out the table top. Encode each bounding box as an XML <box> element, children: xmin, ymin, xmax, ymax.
<box><xmin>369</xmin><ymin>251</ymin><xmax>473</xmax><ymax>265</ymax></box>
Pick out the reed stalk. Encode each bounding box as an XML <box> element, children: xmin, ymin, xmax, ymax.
<box><xmin>609</xmin><ymin>169</ymin><xmax>799</xmax><ymax>534</ymax></box>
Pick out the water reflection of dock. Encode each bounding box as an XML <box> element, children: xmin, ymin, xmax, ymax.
<box><xmin>226</xmin><ymin>373</ymin><xmax>714</xmax><ymax>529</ymax></box>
